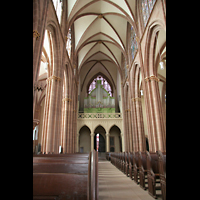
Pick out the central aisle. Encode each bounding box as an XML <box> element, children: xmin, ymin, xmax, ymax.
<box><xmin>98</xmin><ymin>159</ymin><xmax>156</xmax><ymax>200</ymax></box>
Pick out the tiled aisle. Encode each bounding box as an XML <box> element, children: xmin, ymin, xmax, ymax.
<box><xmin>98</xmin><ymin>159</ymin><xmax>159</xmax><ymax>200</ymax></box>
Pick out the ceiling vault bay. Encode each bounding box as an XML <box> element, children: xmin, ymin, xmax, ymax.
<box><xmin>67</xmin><ymin>0</ymin><xmax>137</xmax><ymax>99</ymax></box>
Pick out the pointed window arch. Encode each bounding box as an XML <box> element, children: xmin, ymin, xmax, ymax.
<box><xmin>141</xmin><ymin>0</ymin><xmax>156</xmax><ymax>27</ymax></box>
<box><xmin>88</xmin><ymin>74</ymin><xmax>113</xmax><ymax>97</ymax></box>
<box><xmin>130</xmin><ymin>25</ymin><xmax>138</xmax><ymax>61</ymax></box>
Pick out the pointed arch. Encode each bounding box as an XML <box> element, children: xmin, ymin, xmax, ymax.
<box><xmin>144</xmin><ymin>20</ymin><xmax>166</xmax><ymax>77</ymax></box>
<box><xmin>79</xmin><ymin>124</ymin><xmax>92</xmax><ymax>133</ymax></box>
<box><xmin>108</xmin><ymin>124</ymin><xmax>121</xmax><ymax>134</ymax></box>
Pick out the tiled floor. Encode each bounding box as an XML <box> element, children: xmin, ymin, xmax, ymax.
<box><xmin>98</xmin><ymin>158</ymin><xmax>161</xmax><ymax>200</ymax></box>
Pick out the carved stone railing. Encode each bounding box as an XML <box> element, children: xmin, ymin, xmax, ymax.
<box><xmin>78</xmin><ymin>113</ymin><xmax>122</xmax><ymax>119</ymax></box>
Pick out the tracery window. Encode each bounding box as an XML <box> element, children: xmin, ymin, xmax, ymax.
<box><xmin>66</xmin><ymin>28</ymin><xmax>71</xmax><ymax>58</ymax></box>
<box><xmin>52</xmin><ymin>0</ymin><xmax>62</xmax><ymax>24</ymax></box>
<box><xmin>141</xmin><ymin>0</ymin><xmax>156</xmax><ymax>27</ymax></box>
<box><xmin>130</xmin><ymin>26</ymin><xmax>138</xmax><ymax>61</ymax></box>
<box><xmin>88</xmin><ymin>75</ymin><xmax>112</xmax><ymax>97</ymax></box>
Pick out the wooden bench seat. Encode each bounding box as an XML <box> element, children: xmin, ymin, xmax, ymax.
<box><xmin>33</xmin><ymin>150</ymin><xmax>98</xmax><ymax>200</ymax></box>
<box><xmin>147</xmin><ymin>151</ymin><xmax>161</xmax><ymax>198</ymax></box>
<box><xmin>128</xmin><ymin>152</ymin><xmax>133</xmax><ymax>180</ymax></box>
<box><xmin>133</xmin><ymin>151</ymin><xmax>139</xmax><ymax>184</ymax></box>
<box><xmin>139</xmin><ymin>151</ymin><xmax>148</xmax><ymax>190</ymax></box>
<box><xmin>33</xmin><ymin>162</ymin><xmax>88</xmax><ymax>174</ymax></box>
<box><xmin>33</xmin><ymin>173</ymin><xmax>88</xmax><ymax>199</ymax></box>
<box><xmin>157</xmin><ymin>150</ymin><xmax>166</xmax><ymax>200</ymax></box>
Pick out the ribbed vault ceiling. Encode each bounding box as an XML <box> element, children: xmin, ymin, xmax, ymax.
<box><xmin>67</xmin><ymin>0</ymin><xmax>137</xmax><ymax>78</ymax></box>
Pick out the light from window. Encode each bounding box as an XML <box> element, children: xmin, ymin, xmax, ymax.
<box><xmin>52</xmin><ymin>0</ymin><xmax>62</xmax><ymax>24</ymax></box>
<box><xmin>130</xmin><ymin>26</ymin><xmax>137</xmax><ymax>61</ymax></box>
<box><xmin>66</xmin><ymin>28</ymin><xmax>71</xmax><ymax>58</ymax></box>
<box><xmin>88</xmin><ymin>75</ymin><xmax>112</xmax><ymax>97</ymax></box>
<box><xmin>96</xmin><ymin>133</ymin><xmax>99</xmax><ymax>152</ymax></box>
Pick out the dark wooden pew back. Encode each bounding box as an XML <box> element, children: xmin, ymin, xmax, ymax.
<box><xmin>146</xmin><ymin>152</ymin><xmax>160</xmax><ymax>198</ymax></box>
<box><xmin>157</xmin><ymin>151</ymin><xmax>166</xmax><ymax>200</ymax></box>
<box><xmin>138</xmin><ymin>151</ymin><xmax>147</xmax><ymax>189</ymax></box>
<box><xmin>133</xmin><ymin>151</ymin><xmax>139</xmax><ymax>184</ymax></box>
<box><xmin>33</xmin><ymin>151</ymin><xmax>98</xmax><ymax>200</ymax></box>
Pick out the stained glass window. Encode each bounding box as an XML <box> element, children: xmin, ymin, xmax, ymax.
<box><xmin>88</xmin><ymin>75</ymin><xmax>112</xmax><ymax>97</ymax></box>
<box><xmin>130</xmin><ymin>26</ymin><xmax>137</xmax><ymax>61</ymax></box>
<box><xmin>141</xmin><ymin>0</ymin><xmax>156</xmax><ymax>27</ymax></box>
<box><xmin>66</xmin><ymin>28</ymin><xmax>71</xmax><ymax>58</ymax></box>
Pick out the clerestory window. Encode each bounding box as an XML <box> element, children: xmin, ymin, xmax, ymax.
<box><xmin>141</xmin><ymin>0</ymin><xmax>156</xmax><ymax>27</ymax></box>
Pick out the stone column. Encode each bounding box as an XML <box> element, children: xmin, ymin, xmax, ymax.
<box><xmin>41</xmin><ymin>75</ymin><xmax>62</xmax><ymax>154</ymax></box>
<box><xmin>134</xmin><ymin>97</ymin><xmax>146</xmax><ymax>151</ymax></box>
<box><xmin>121</xmin><ymin>133</ymin><xmax>124</xmax><ymax>152</ymax></box>
<box><xmin>106</xmin><ymin>133</ymin><xmax>110</xmax><ymax>152</ymax></box>
<box><xmin>76</xmin><ymin>133</ymin><xmax>80</xmax><ymax>152</ymax></box>
<box><xmin>144</xmin><ymin>77</ymin><xmax>157</xmax><ymax>152</ymax></box>
<box><xmin>91</xmin><ymin>133</ymin><xmax>94</xmax><ymax>151</ymax></box>
<box><xmin>150</xmin><ymin>75</ymin><xmax>166</xmax><ymax>152</ymax></box>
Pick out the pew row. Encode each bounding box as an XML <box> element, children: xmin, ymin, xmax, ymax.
<box><xmin>147</xmin><ymin>152</ymin><xmax>161</xmax><ymax>198</ymax></box>
<box><xmin>157</xmin><ymin>151</ymin><xmax>166</xmax><ymax>200</ymax></box>
<box><xmin>33</xmin><ymin>150</ymin><xmax>98</xmax><ymax>200</ymax></box>
<box><xmin>108</xmin><ymin>151</ymin><xmax>166</xmax><ymax>199</ymax></box>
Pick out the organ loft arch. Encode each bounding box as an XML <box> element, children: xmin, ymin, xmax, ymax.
<box><xmin>79</xmin><ymin>125</ymin><xmax>91</xmax><ymax>153</ymax></box>
<box><xmin>109</xmin><ymin>125</ymin><xmax>122</xmax><ymax>152</ymax></box>
<box><xmin>94</xmin><ymin>125</ymin><xmax>106</xmax><ymax>152</ymax></box>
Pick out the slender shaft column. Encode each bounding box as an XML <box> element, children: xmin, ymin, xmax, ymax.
<box><xmin>41</xmin><ymin>78</ymin><xmax>51</xmax><ymax>153</ymax></box>
<box><xmin>134</xmin><ymin>97</ymin><xmax>146</xmax><ymax>151</ymax></box>
<box><xmin>150</xmin><ymin>75</ymin><xmax>166</xmax><ymax>151</ymax></box>
<box><xmin>41</xmin><ymin>75</ymin><xmax>62</xmax><ymax>154</ymax></box>
<box><xmin>106</xmin><ymin>133</ymin><xmax>110</xmax><ymax>152</ymax></box>
<box><xmin>91</xmin><ymin>133</ymin><xmax>94</xmax><ymax>151</ymax></box>
<box><xmin>144</xmin><ymin>77</ymin><xmax>157</xmax><ymax>152</ymax></box>
<box><xmin>76</xmin><ymin>133</ymin><xmax>80</xmax><ymax>152</ymax></box>
<box><xmin>127</xmin><ymin>109</ymin><xmax>133</xmax><ymax>151</ymax></box>
<box><xmin>121</xmin><ymin>133</ymin><xmax>124</xmax><ymax>152</ymax></box>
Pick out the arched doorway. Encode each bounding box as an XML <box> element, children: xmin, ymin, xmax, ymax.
<box><xmin>94</xmin><ymin>125</ymin><xmax>106</xmax><ymax>152</ymax></box>
<box><xmin>79</xmin><ymin>125</ymin><xmax>91</xmax><ymax>153</ymax></box>
<box><xmin>109</xmin><ymin>125</ymin><xmax>122</xmax><ymax>152</ymax></box>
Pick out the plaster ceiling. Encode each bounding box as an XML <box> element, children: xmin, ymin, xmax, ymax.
<box><xmin>67</xmin><ymin>0</ymin><xmax>137</xmax><ymax>88</ymax></box>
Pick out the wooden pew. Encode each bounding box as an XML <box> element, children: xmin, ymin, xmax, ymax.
<box><xmin>121</xmin><ymin>152</ymin><xmax>125</xmax><ymax>172</ymax></box>
<box><xmin>146</xmin><ymin>151</ymin><xmax>161</xmax><ymax>198</ymax></box>
<box><xmin>128</xmin><ymin>152</ymin><xmax>134</xmax><ymax>180</ymax></box>
<box><xmin>125</xmin><ymin>152</ymin><xmax>129</xmax><ymax>177</ymax></box>
<box><xmin>106</xmin><ymin>152</ymin><xmax>110</xmax><ymax>161</ymax></box>
<box><xmin>33</xmin><ymin>150</ymin><xmax>98</xmax><ymax>200</ymax></box>
<box><xmin>138</xmin><ymin>151</ymin><xmax>148</xmax><ymax>190</ymax></box>
<box><xmin>133</xmin><ymin>151</ymin><xmax>139</xmax><ymax>184</ymax></box>
<box><xmin>157</xmin><ymin>151</ymin><xmax>166</xmax><ymax>200</ymax></box>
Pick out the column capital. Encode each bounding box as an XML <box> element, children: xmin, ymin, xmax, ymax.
<box><xmin>106</xmin><ymin>133</ymin><xmax>110</xmax><ymax>136</ymax></box>
<box><xmin>33</xmin><ymin>30</ymin><xmax>40</xmax><ymax>40</ymax></box>
<box><xmin>145</xmin><ymin>77</ymin><xmax>150</xmax><ymax>82</ymax></box>
<box><xmin>150</xmin><ymin>75</ymin><xmax>160</xmax><ymax>82</ymax></box>
<box><xmin>145</xmin><ymin>75</ymin><xmax>159</xmax><ymax>82</ymax></box>
<box><xmin>62</xmin><ymin>97</ymin><xmax>72</xmax><ymax>102</ymax></box>
<box><xmin>131</xmin><ymin>97</ymin><xmax>141</xmax><ymax>102</ymax></box>
<box><xmin>46</xmin><ymin>75</ymin><xmax>61</xmax><ymax>82</ymax></box>
<box><xmin>90</xmin><ymin>133</ymin><xmax>95</xmax><ymax>137</ymax></box>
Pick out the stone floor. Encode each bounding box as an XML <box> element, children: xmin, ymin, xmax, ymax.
<box><xmin>98</xmin><ymin>157</ymin><xmax>162</xmax><ymax>200</ymax></box>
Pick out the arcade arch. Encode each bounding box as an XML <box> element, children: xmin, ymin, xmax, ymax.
<box><xmin>79</xmin><ymin>125</ymin><xmax>91</xmax><ymax>153</ymax></box>
<box><xmin>109</xmin><ymin>125</ymin><xmax>122</xmax><ymax>152</ymax></box>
